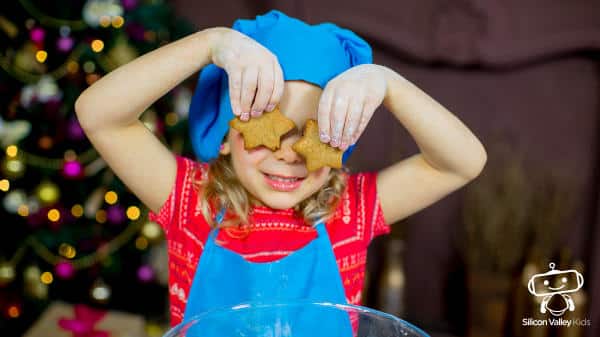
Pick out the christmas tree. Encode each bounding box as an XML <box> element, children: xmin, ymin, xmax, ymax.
<box><xmin>0</xmin><ymin>1</ymin><xmax>196</xmax><ymax>335</ymax></box>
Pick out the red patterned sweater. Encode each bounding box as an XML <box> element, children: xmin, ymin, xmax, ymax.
<box><xmin>148</xmin><ymin>155</ymin><xmax>390</xmax><ymax>326</ymax></box>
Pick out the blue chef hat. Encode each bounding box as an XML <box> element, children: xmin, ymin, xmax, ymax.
<box><xmin>188</xmin><ymin>9</ymin><xmax>373</xmax><ymax>163</ymax></box>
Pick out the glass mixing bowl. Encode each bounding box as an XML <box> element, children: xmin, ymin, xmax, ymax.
<box><xmin>163</xmin><ymin>301</ymin><xmax>430</xmax><ymax>337</ymax></box>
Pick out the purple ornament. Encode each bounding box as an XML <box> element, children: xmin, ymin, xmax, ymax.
<box><xmin>125</xmin><ymin>23</ymin><xmax>145</xmax><ymax>41</ymax></box>
<box><xmin>137</xmin><ymin>265</ymin><xmax>154</xmax><ymax>283</ymax></box>
<box><xmin>67</xmin><ymin>117</ymin><xmax>85</xmax><ymax>141</ymax></box>
<box><xmin>55</xmin><ymin>261</ymin><xmax>75</xmax><ymax>279</ymax></box>
<box><xmin>106</xmin><ymin>205</ymin><xmax>125</xmax><ymax>225</ymax></box>
<box><xmin>122</xmin><ymin>0</ymin><xmax>138</xmax><ymax>10</ymax></box>
<box><xmin>30</xmin><ymin>27</ymin><xmax>45</xmax><ymax>43</ymax></box>
<box><xmin>62</xmin><ymin>160</ymin><xmax>83</xmax><ymax>179</ymax></box>
<box><xmin>57</xmin><ymin>36</ymin><xmax>74</xmax><ymax>53</ymax></box>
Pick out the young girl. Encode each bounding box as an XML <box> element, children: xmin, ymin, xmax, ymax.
<box><xmin>75</xmin><ymin>10</ymin><xmax>486</xmax><ymax>328</ymax></box>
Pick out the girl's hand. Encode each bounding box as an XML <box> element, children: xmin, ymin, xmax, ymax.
<box><xmin>317</xmin><ymin>64</ymin><xmax>387</xmax><ymax>150</ymax></box>
<box><xmin>208</xmin><ymin>27</ymin><xmax>284</xmax><ymax>121</ymax></box>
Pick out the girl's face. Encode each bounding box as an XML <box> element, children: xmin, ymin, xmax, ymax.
<box><xmin>222</xmin><ymin>80</ymin><xmax>331</xmax><ymax>210</ymax></box>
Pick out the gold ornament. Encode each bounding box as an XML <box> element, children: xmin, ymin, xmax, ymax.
<box><xmin>1</xmin><ymin>156</ymin><xmax>25</xmax><ymax>179</ymax></box>
<box><xmin>35</xmin><ymin>180</ymin><xmax>60</xmax><ymax>205</ymax></box>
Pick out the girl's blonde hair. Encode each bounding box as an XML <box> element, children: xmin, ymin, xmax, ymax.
<box><xmin>196</xmin><ymin>152</ymin><xmax>349</xmax><ymax>229</ymax></box>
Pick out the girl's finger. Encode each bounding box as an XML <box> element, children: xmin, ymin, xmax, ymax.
<box><xmin>353</xmin><ymin>95</ymin><xmax>377</xmax><ymax>143</ymax></box>
<box><xmin>228</xmin><ymin>67</ymin><xmax>242</xmax><ymax>116</ymax></box>
<box><xmin>251</xmin><ymin>64</ymin><xmax>274</xmax><ymax>117</ymax></box>
<box><xmin>329</xmin><ymin>91</ymin><xmax>349</xmax><ymax>148</ymax></box>
<box><xmin>342</xmin><ymin>96</ymin><xmax>364</xmax><ymax>149</ymax></box>
<box><xmin>267</xmin><ymin>59</ymin><xmax>284</xmax><ymax>112</ymax></box>
<box><xmin>240</xmin><ymin>66</ymin><xmax>259</xmax><ymax>121</ymax></box>
<box><xmin>317</xmin><ymin>85</ymin><xmax>335</xmax><ymax>143</ymax></box>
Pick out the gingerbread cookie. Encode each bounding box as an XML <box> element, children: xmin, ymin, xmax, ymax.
<box><xmin>229</xmin><ymin>107</ymin><xmax>296</xmax><ymax>151</ymax></box>
<box><xmin>292</xmin><ymin>119</ymin><xmax>343</xmax><ymax>172</ymax></box>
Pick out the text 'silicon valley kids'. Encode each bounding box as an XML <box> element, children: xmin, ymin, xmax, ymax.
<box><xmin>528</xmin><ymin>262</ymin><xmax>584</xmax><ymax>317</ymax></box>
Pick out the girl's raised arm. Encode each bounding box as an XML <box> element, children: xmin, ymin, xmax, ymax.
<box><xmin>75</xmin><ymin>28</ymin><xmax>221</xmax><ymax>214</ymax></box>
<box><xmin>75</xmin><ymin>26</ymin><xmax>284</xmax><ymax>214</ymax></box>
<box><xmin>375</xmin><ymin>67</ymin><xmax>487</xmax><ymax>224</ymax></box>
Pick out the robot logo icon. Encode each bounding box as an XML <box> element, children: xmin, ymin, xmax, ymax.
<box><xmin>527</xmin><ymin>262</ymin><xmax>584</xmax><ymax>317</ymax></box>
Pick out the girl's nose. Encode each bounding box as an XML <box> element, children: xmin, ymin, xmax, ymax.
<box><xmin>273</xmin><ymin>137</ymin><xmax>302</xmax><ymax>163</ymax></box>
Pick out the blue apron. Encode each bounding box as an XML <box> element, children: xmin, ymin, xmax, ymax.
<box><xmin>182</xmin><ymin>208</ymin><xmax>354</xmax><ymax>337</ymax></box>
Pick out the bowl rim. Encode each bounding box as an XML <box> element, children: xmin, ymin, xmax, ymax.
<box><xmin>164</xmin><ymin>300</ymin><xmax>430</xmax><ymax>337</ymax></box>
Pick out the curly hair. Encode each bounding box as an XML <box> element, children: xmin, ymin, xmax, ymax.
<box><xmin>195</xmin><ymin>152</ymin><xmax>349</xmax><ymax>229</ymax></box>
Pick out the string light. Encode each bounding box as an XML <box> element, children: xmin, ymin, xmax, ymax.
<box><xmin>71</xmin><ymin>204</ymin><xmax>83</xmax><ymax>217</ymax></box>
<box><xmin>99</xmin><ymin>16</ymin><xmax>111</xmax><ymax>28</ymax></box>
<box><xmin>40</xmin><ymin>271</ymin><xmax>53</xmax><ymax>284</ymax></box>
<box><xmin>126</xmin><ymin>206</ymin><xmax>140</xmax><ymax>220</ymax></box>
<box><xmin>111</xmin><ymin>16</ymin><xmax>124</xmax><ymax>28</ymax></box>
<box><xmin>5</xmin><ymin>158</ymin><xmax>25</xmax><ymax>175</ymax></box>
<box><xmin>165</xmin><ymin>112</ymin><xmax>178</xmax><ymax>126</ymax></box>
<box><xmin>59</xmin><ymin>243</ymin><xmax>76</xmax><ymax>259</ymax></box>
<box><xmin>17</xmin><ymin>205</ymin><xmax>29</xmax><ymax>216</ymax></box>
<box><xmin>35</xmin><ymin>50</ymin><xmax>48</xmax><ymax>63</ymax></box>
<box><xmin>47</xmin><ymin>208</ymin><xmax>60</xmax><ymax>222</ymax></box>
<box><xmin>83</xmin><ymin>61</ymin><xmax>95</xmax><ymax>73</ymax></box>
<box><xmin>6</xmin><ymin>145</ymin><xmax>18</xmax><ymax>157</ymax></box>
<box><xmin>135</xmin><ymin>236</ymin><xmax>148</xmax><ymax>250</ymax></box>
<box><xmin>96</xmin><ymin>209</ymin><xmax>107</xmax><ymax>223</ymax></box>
<box><xmin>0</xmin><ymin>179</ymin><xmax>9</xmax><ymax>192</ymax></box>
<box><xmin>141</xmin><ymin>221</ymin><xmax>161</xmax><ymax>241</ymax></box>
<box><xmin>7</xmin><ymin>305</ymin><xmax>21</xmax><ymax>318</ymax></box>
<box><xmin>104</xmin><ymin>190</ymin><xmax>118</xmax><ymax>204</ymax></box>
<box><xmin>38</xmin><ymin>135</ymin><xmax>53</xmax><ymax>149</ymax></box>
<box><xmin>64</xmin><ymin>150</ymin><xmax>77</xmax><ymax>161</ymax></box>
<box><xmin>85</xmin><ymin>73</ymin><xmax>100</xmax><ymax>85</ymax></box>
<box><xmin>66</xmin><ymin>60</ymin><xmax>79</xmax><ymax>74</ymax></box>
<box><xmin>91</xmin><ymin>39</ymin><xmax>104</xmax><ymax>53</ymax></box>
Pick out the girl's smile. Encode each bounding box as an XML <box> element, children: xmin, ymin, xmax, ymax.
<box><xmin>220</xmin><ymin>81</ymin><xmax>331</xmax><ymax>209</ymax></box>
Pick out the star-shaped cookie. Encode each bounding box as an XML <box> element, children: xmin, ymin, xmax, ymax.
<box><xmin>229</xmin><ymin>107</ymin><xmax>296</xmax><ymax>151</ymax></box>
<box><xmin>292</xmin><ymin>119</ymin><xmax>343</xmax><ymax>172</ymax></box>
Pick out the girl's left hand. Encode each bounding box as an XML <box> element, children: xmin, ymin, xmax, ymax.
<box><xmin>317</xmin><ymin>64</ymin><xmax>387</xmax><ymax>150</ymax></box>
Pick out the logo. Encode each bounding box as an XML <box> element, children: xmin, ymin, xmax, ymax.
<box><xmin>527</xmin><ymin>262</ymin><xmax>584</xmax><ymax>317</ymax></box>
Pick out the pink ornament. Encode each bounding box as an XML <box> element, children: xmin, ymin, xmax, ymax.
<box><xmin>55</xmin><ymin>261</ymin><xmax>75</xmax><ymax>279</ymax></box>
<box><xmin>30</xmin><ymin>27</ymin><xmax>45</xmax><ymax>44</ymax></box>
<box><xmin>62</xmin><ymin>160</ymin><xmax>83</xmax><ymax>179</ymax></box>
<box><xmin>137</xmin><ymin>265</ymin><xmax>154</xmax><ymax>283</ymax></box>
<box><xmin>57</xmin><ymin>36</ymin><xmax>74</xmax><ymax>53</ymax></box>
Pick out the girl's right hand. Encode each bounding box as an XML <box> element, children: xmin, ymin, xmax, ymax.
<box><xmin>208</xmin><ymin>27</ymin><xmax>284</xmax><ymax>121</ymax></box>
